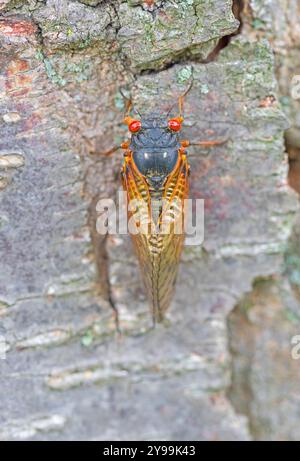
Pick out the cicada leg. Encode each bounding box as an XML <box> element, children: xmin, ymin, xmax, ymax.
<box><xmin>101</xmin><ymin>145</ymin><xmax>122</xmax><ymax>157</ymax></box>
<box><xmin>189</xmin><ymin>139</ymin><xmax>228</xmax><ymax>148</ymax></box>
<box><xmin>90</xmin><ymin>141</ymin><xmax>130</xmax><ymax>158</ymax></box>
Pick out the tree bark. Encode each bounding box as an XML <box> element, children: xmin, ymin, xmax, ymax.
<box><xmin>0</xmin><ymin>0</ymin><xmax>299</xmax><ymax>441</ymax></box>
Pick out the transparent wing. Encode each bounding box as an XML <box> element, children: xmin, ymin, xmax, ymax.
<box><xmin>122</xmin><ymin>152</ymin><xmax>189</xmax><ymax>322</ymax></box>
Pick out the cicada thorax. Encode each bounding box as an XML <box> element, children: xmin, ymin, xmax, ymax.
<box><xmin>121</xmin><ymin>115</ymin><xmax>189</xmax><ymax>322</ymax></box>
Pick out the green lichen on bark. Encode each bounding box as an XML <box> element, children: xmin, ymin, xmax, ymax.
<box><xmin>31</xmin><ymin>1</ymin><xmax>114</xmax><ymax>51</ymax></box>
<box><xmin>117</xmin><ymin>0</ymin><xmax>239</xmax><ymax>70</ymax></box>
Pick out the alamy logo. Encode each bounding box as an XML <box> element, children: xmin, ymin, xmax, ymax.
<box><xmin>291</xmin><ymin>75</ymin><xmax>300</xmax><ymax>100</ymax></box>
<box><xmin>96</xmin><ymin>191</ymin><xmax>205</xmax><ymax>246</ymax></box>
<box><xmin>0</xmin><ymin>335</ymin><xmax>7</xmax><ymax>360</ymax></box>
<box><xmin>291</xmin><ymin>335</ymin><xmax>300</xmax><ymax>360</ymax></box>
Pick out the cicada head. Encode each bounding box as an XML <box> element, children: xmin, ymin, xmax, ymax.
<box><xmin>124</xmin><ymin>114</ymin><xmax>184</xmax><ymax>189</ymax></box>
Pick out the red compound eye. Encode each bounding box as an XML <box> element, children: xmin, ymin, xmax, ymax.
<box><xmin>129</xmin><ymin>120</ymin><xmax>142</xmax><ymax>133</ymax></box>
<box><xmin>168</xmin><ymin>118</ymin><xmax>182</xmax><ymax>132</ymax></box>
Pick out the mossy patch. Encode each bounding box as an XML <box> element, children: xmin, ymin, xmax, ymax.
<box><xmin>81</xmin><ymin>329</ymin><xmax>95</xmax><ymax>347</ymax></box>
<box><xmin>176</xmin><ymin>66</ymin><xmax>193</xmax><ymax>84</ymax></box>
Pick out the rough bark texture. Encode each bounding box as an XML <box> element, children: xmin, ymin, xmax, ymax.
<box><xmin>0</xmin><ymin>0</ymin><xmax>299</xmax><ymax>441</ymax></box>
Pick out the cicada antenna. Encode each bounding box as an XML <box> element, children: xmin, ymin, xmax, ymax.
<box><xmin>166</xmin><ymin>78</ymin><xmax>194</xmax><ymax>119</ymax></box>
<box><xmin>178</xmin><ymin>78</ymin><xmax>194</xmax><ymax>118</ymax></box>
<box><xmin>119</xmin><ymin>88</ymin><xmax>132</xmax><ymax>118</ymax></box>
<box><xmin>119</xmin><ymin>88</ymin><xmax>142</xmax><ymax>118</ymax></box>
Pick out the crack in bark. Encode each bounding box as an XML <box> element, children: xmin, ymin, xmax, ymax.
<box><xmin>201</xmin><ymin>0</ymin><xmax>243</xmax><ymax>63</ymax></box>
<box><xmin>285</xmin><ymin>143</ymin><xmax>300</xmax><ymax>301</ymax></box>
<box><xmin>88</xmin><ymin>207</ymin><xmax>121</xmax><ymax>334</ymax></box>
<box><xmin>288</xmin><ymin>145</ymin><xmax>300</xmax><ymax>196</ymax></box>
<box><xmin>225</xmin><ymin>277</ymin><xmax>264</xmax><ymax>441</ymax></box>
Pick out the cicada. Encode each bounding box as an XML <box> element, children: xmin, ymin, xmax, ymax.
<box><xmin>104</xmin><ymin>87</ymin><xmax>225</xmax><ymax>324</ymax></box>
<box><xmin>113</xmin><ymin>87</ymin><xmax>192</xmax><ymax>324</ymax></box>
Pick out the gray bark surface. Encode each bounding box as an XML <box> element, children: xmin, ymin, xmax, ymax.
<box><xmin>0</xmin><ymin>0</ymin><xmax>299</xmax><ymax>441</ymax></box>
